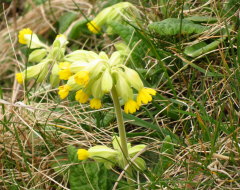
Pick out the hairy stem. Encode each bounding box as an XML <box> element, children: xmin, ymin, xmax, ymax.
<box><xmin>111</xmin><ymin>86</ymin><xmax>134</xmax><ymax>189</ymax></box>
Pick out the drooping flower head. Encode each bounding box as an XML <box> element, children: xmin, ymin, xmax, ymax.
<box><xmin>87</xmin><ymin>2</ymin><xmax>140</xmax><ymax>34</ymax></box>
<box><xmin>54</xmin><ymin>48</ymin><xmax>156</xmax><ymax>113</ymax></box>
<box><xmin>15</xmin><ymin>59</ymin><xmax>50</xmax><ymax>84</ymax></box>
<box><xmin>77</xmin><ymin>149</ymin><xmax>89</xmax><ymax>160</ymax></box>
<box><xmin>18</xmin><ymin>28</ymin><xmax>48</xmax><ymax>49</ymax></box>
<box><xmin>77</xmin><ymin>136</ymin><xmax>146</xmax><ymax>170</ymax></box>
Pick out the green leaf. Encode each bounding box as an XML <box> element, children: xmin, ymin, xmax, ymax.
<box><xmin>68</xmin><ymin>19</ymin><xmax>89</xmax><ymax>39</ymax></box>
<box><xmin>50</xmin><ymin>155</ymin><xmax>69</xmax><ymax>177</ymax></box>
<box><xmin>108</xmin><ymin>22</ymin><xmax>148</xmax><ymax>67</ymax></box>
<box><xmin>67</xmin><ymin>146</ymin><xmax>109</xmax><ymax>190</ymax></box>
<box><xmin>184</xmin><ymin>31</ymin><xmax>228</xmax><ymax>58</ymax></box>
<box><xmin>59</xmin><ymin>12</ymin><xmax>78</xmax><ymax>33</ymax></box>
<box><xmin>103</xmin><ymin>110</ymin><xmax>115</xmax><ymax>127</ymax></box>
<box><xmin>123</xmin><ymin>113</ymin><xmax>180</xmax><ymax>143</ymax></box>
<box><xmin>148</xmin><ymin>18</ymin><xmax>208</xmax><ymax>35</ymax></box>
<box><xmin>159</xmin><ymin>0</ymin><xmax>168</xmax><ymax>18</ymax></box>
<box><xmin>185</xmin><ymin>16</ymin><xmax>217</xmax><ymax>23</ymax></box>
<box><xmin>67</xmin><ymin>145</ymin><xmax>79</xmax><ymax>163</ymax></box>
<box><xmin>153</xmin><ymin>135</ymin><xmax>175</xmax><ymax>175</ymax></box>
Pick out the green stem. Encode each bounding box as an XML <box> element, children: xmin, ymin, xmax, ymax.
<box><xmin>111</xmin><ymin>86</ymin><xmax>134</xmax><ymax>189</ymax></box>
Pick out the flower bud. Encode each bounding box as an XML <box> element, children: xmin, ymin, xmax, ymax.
<box><xmin>87</xmin><ymin>2</ymin><xmax>140</xmax><ymax>34</ymax></box>
<box><xmin>98</xmin><ymin>52</ymin><xmax>109</xmax><ymax>60</ymax></box>
<box><xmin>124</xmin><ymin>67</ymin><xmax>144</xmax><ymax>91</ymax></box>
<box><xmin>28</xmin><ymin>49</ymin><xmax>47</xmax><ymax>62</ymax></box>
<box><xmin>88</xmin><ymin>145</ymin><xmax>118</xmax><ymax>162</ymax></box>
<box><xmin>50</xmin><ymin>63</ymin><xmax>60</xmax><ymax>87</ymax></box>
<box><xmin>101</xmin><ymin>70</ymin><xmax>113</xmax><ymax>93</ymax></box>
<box><xmin>66</xmin><ymin>75</ymin><xmax>81</xmax><ymax>91</ymax></box>
<box><xmin>16</xmin><ymin>59</ymin><xmax>50</xmax><ymax>84</ymax></box>
<box><xmin>109</xmin><ymin>51</ymin><xmax>122</xmax><ymax>66</ymax></box>
<box><xmin>115</xmin><ymin>71</ymin><xmax>133</xmax><ymax>102</ymax></box>
<box><xmin>53</xmin><ymin>34</ymin><xmax>68</xmax><ymax>48</ymax></box>
<box><xmin>65</xmin><ymin>50</ymin><xmax>99</xmax><ymax>62</ymax></box>
<box><xmin>70</xmin><ymin>61</ymin><xmax>89</xmax><ymax>73</ymax></box>
<box><xmin>18</xmin><ymin>28</ymin><xmax>48</xmax><ymax>49</ymax></box>
<box><xmin>92</xmin><ymin>78</ymin><xmax>105</xmax><ymax>99</ymax></box>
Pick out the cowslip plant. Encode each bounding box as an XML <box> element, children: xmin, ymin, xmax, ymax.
<box><xmin>87</xmin><ymin>2</ymin><xmax>140</xmax><ymax>34</ymax></box>
<box><xmin>77</xmin><ymin>136</ymin><xmax>146</xmax><ymax>171</ymax></box>
<box><xmin>16</xmin><ymin>28</ymin><xmax>156</xmax><ymax>188</ymax></box>
<box><xmin>56</xmin><ymin>50</ymin><xmax>156</xmax><ymax>113</ymax></box>
<box><xmin>16</xmin><ymin>29</ymin><xmax>68</xmax><ymax>85</ymax></box>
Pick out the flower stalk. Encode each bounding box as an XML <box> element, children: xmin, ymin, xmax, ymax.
<box><xmin>111</xmin><ymin>86</ymin><xmax>134</xmax><ymax>188</ymax></box>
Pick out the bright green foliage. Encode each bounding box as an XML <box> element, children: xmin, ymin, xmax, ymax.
<box><xmin>58</xmin><ymin>12</ymin><xmax>78</xmax><ymax>33</ymax></box>
<box><xmin>185</xmin><ymin>16</ymin><xmax>217</xmax><ymax>23</ymax></box>
<box><xmin>68</xmin><ymin>19</ymin><xmax>89</xmax><ymax>39</ymax></box>
<box><xmin>159</xmin><ymin>0</ymin><xmax>168</xmax><ymax>18</ymax></box>
<box><xmin>109</xmin><ymin>22</ymin><xmax>148</xmax><ymax>66</ymax></box>
<box><xmin>148</xmin><ymin>18</ymin><xmax>208</xmax><ymax>35</ymax></box>
<box><xmin>67</xmin><ymin>146</ymin><xmax>109</xmax><ymax>190</ymax></box>
<box><xmin>153</xmin><ymin>135</ymin><xmax>175</xmax><ymax>176</ymax></box>
<box><xmin>184</xmin><ymin>28</ymin><xmax>229</xmax><ymax>57</ymax></box>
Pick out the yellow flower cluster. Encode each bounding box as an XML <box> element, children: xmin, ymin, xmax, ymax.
<box><xmin>16</xmin><ymin>28</ymin><xmax>156</xmax><ymax>114</ymax></box>
<box><xmin>55</xmin><ymin>50</ymin><xmax>156</xmax><ymax>114</ymax></box>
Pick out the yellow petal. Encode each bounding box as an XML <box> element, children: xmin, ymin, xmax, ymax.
<box><xmin>90</xmin><ymin>98</ymin><xmax>102</xmax><ymax>109</ymax></box>
<box><xmin>77</xmin><ymin>149</ymin><xmax>89</xmax><ymax>160</ymax></box>
<box><xmin>18</xmin><ymin>28</ymin><xmax>33</xmax><ymax>44</ymax></box>
<box><xmin>87</xmin><ymin>21</ymin><xmax>101</xmax><ymax>34</ymax></box>
<box><xmin>16</xmin><ymin>73</ymin><xmax>24</xmax><ymax>84</ymax></box>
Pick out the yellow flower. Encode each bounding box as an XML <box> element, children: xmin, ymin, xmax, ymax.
<box><xmin>74</xmin><ymin>71</ymin><xmax>90</xmax><ymax>86</ymax></box>
<box><xmin>18</xmin><ymin>28</ymin><xmax>33</xmax><ymax>44</ymax></box>
<box><xmin>87</xmin><ymin>21</ymin><xmax>101</xmax><ymax>34</ymax></box>
<box><xmin>58</xmin><ymin>62</ymin><xmax>71</xmax><ymax>70</ymax></box>
<box><xmin>77</xmin><ymin>149</ymin><xmax>89</xmax><ymax>160</ymax></box>
<box><xmin>58</xmin><ymin>69</ymin><xmax>72</xmax><ymax>80</ymax></box>
<box><xmin>56</xmin><ymin>34</ymin><xmax>65</xmax><ymax>38</ymax></box>
<box><xmin>75</xmin><ymin>90</ymin><xmax>89</xmax><ymax>103</ymax></box>
<box><xmin>124</xmin><ymin>100</ymin><xmax>139</xmax><ymax>114</ymax></box>
<box><xmin>16</xmin><ymin>73</ymin><xmax>24</xmax><ymax>84</ymax></box>
<box><xmin>137</xmin><ymin>88</ymin><xmax>156</xmax><ymax>105</ymax></box>
<box><xmin>58</xmin><ymin>85</ymin><xmax>71</xmax><ymax>99</ymax></box>
<box><xmin>90</xmin><ymin>98</ymin><xmax>102</xmax><ymax>109</ymax></box>
<box><xmin>58</xmin><ymin>62</ymin><xmax>72</xmax><ymax>80</ymax></box>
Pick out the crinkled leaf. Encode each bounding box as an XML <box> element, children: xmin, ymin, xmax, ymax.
<box><xmin>67</xmin><ymin>145</ymin><xmax>108</xmax><ymax>190</ymax></box>
<box><xmin>148</xmin><ymin>18</ymin><xmax>208</xmax><ymax>35</ymax></box>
